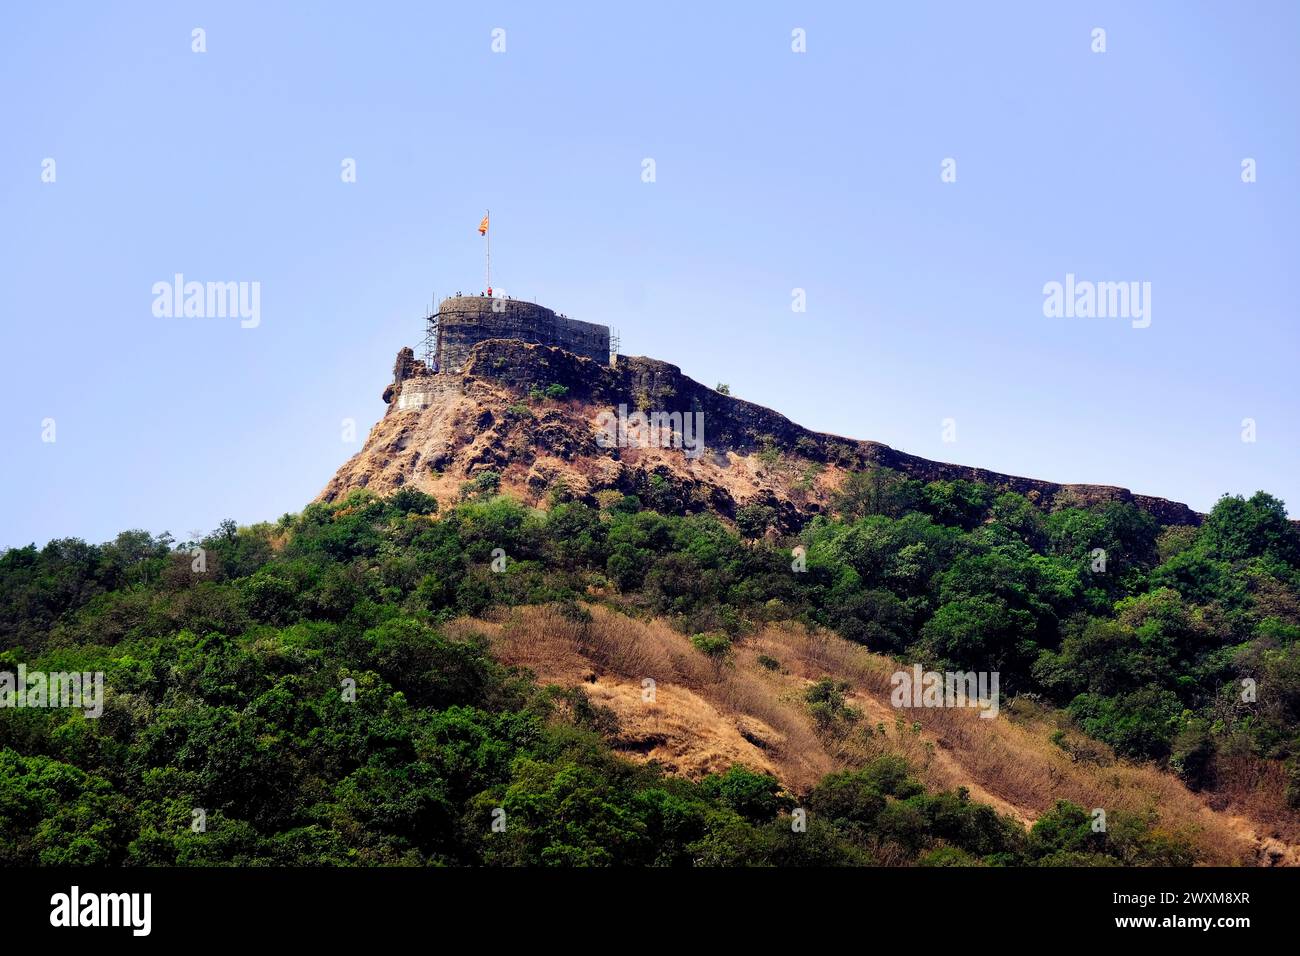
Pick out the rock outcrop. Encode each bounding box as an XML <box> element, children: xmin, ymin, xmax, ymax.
<box><xmin>319</xmin><ymin>338</ymin><xmax>1202</xmax><ymax>529</ymax></box>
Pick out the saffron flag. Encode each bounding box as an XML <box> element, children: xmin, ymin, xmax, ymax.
<box><xmin>478</xmin><ymin>214</ymin><xmax>489</xmax><ymax>236</ymax></box>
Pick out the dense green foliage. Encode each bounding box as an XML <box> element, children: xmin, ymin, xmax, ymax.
<box><xmin>2</xmin><ymin>474</ymin><xmax>1297</xmax><ymax>865</ymax></box>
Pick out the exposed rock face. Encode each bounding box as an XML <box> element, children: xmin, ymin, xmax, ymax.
<box><xmin>320</xmin><ymin>337</ymin><xmax>1203</xmax><ymax>529</ymax></box>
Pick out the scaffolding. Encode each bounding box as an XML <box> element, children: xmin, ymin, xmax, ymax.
<box><xmin>421</xmin><ymin>297</ymin><xmax>440</xmax><ymax>372</ymax></box>
<box><xmin>424</xmin><ymin>296</ymin><xmax>616</xmax><ymax>374</ymax></box>
<box><xmin>423</xmin><ymin>299</ymin><xmax>496</xmax><ymax>373</ymax></box>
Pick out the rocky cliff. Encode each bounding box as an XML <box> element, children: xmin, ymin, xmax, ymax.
<box><xmin>319</xmin><ymin>339</ymin><xmax>1202</xmax><ymax>529</ymax></box>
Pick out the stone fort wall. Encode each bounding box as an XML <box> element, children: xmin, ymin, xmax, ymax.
<box><xmin>435</xmin><ymin>295</ymin><xmax>609</xmax><ymax>371</ymax></box>
<box><xmin>393</xmin><ymin>375</ymin><xmax>443</xmax><ymax>411</ymax></box>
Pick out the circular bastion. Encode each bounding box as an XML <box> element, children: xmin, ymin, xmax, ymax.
<box><xmin>434</xmin><ymin>295</ymin><xmax>610</xmax><ymax>372</ymax></box>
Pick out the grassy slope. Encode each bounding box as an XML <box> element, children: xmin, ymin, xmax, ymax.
<box><xmin>461</xmin><ymin>603</ymin><xmax>1299</xmax><ymax>866</ymax></box>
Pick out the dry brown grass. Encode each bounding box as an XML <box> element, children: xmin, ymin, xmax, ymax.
<box><xmin>751</xmin><ymin>623</ymin><xmax>1300</xmax><ymax>866</ymax></box>
<box><xmin>1214</xmin><ymin>752</ymin><xmax>1300</xmax><ymax>842</ymax></box>
<box><xmin>447</xmin><ymin>605</ymin><xmax>834</xmax><ymax>789</ymax></box>
<box><xmin>446</xmin><ymin>604</ymin><xmax>1300</xmax><ymax>866</ymax></box>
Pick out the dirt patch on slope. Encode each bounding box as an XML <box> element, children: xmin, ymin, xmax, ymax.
<box><xmin>447</xmin><ymin>604</ymin><xmax>1298</xmax><ymax>866</ymax></box>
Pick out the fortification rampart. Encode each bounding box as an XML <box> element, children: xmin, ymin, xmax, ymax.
<box><xmin>434</xmin><ymin>295</ymin><xmax>609</xmax><ymax>371</ymax></box>
<box><xmin>393</xmin><ymin>375</ymin><xmax>443</xmax><ymax>411</ymax></box>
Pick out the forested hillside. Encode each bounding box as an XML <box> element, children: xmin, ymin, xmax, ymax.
<box><xmin>2</xmin><ymin>471</ymin><xmax>1297</xmax><ymax>865</ymax></box>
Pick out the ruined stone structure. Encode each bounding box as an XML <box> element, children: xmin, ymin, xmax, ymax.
<box><xmin>345</xmin><ymin>335</ymin><xmax>1207</xmax><ymax>529</ymax></box>
<box><xmin>433</xmin><ymin>296</ymin><xmax>609</xmax><ymax>372</ymax></box>
<box><xmin>383</xmin><ymin>296</ymin><xmax>612</xmax><ymax>413</ymax></box>
<box><xmin>393</xmin><ymin>375</ymin><xmax>442</xmax><ymax>411</ymax></box>
<box><xmin>367</xmin><ymin>293</ymin><xmax>1201</xmax><ymax>529</ymax></box>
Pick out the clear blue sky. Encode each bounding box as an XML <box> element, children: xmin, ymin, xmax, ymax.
<box><xmin>2</xmin><ymin>1</ymin><xmax>1297</xmax><ymax>548</ymax></box>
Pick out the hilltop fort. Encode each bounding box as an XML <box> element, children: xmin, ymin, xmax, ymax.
<box><xmin>336</xmin><ymin>294</ymin><xmax>1201</xmax><ymax>528</ymax></box>
<box><xmin>432</xmin><ymin>295</ymin><xmax>610</xmax><ymax>372</ymax></box>
<box><xmin>383</xmin><ymin>295</ymin><xmax>610</xmax><ymax>409</ymax></box>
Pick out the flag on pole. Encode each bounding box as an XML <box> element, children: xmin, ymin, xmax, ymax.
<box><xmin>478</xmin><ymin>214</ymin><xmax>489</xmax><ymax>236</ymax></box>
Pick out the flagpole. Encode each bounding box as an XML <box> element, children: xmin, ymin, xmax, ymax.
<box><xmin>485</xmin><ymin>208</ymin><xmax>491</xmax><ymax>293</ymax></box>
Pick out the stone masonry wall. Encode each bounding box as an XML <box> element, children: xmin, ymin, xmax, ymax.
<box><xmin>393</xmin><ymin>375</ymin><xmax>442</xmax><ymax>411</ymax></box>
<box><xmin>436</xmin><ymin>295</ymin><xmax>609</xmax><ymax>371</ymax></box>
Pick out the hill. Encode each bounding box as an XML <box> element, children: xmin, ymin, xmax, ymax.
<box><xmin>320</xmin><ymin>339</ymin><xmax>1201</xmax><ymax>529</ymax></box>
<box><xmin>3</xmin><ymin>333</ymin><xmax>1299</xmax><ymax>867</ymax></box>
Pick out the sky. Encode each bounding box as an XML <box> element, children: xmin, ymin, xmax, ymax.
<box><xmin>1</xmin><ymin>1</ymin><xmax>1297</xmax><ymax>548</ymax></box>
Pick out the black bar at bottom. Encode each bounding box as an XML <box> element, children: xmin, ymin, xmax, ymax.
<box><xmin>0</xmin><ymin>865</ymin><xmax>1291</xmax><ymax>941</ymax></box>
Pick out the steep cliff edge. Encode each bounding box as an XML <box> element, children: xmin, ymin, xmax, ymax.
<box><xmin>319</xmin><ymin>339</ymin><xmax>1202</xmax><ymax>528</ymax></box>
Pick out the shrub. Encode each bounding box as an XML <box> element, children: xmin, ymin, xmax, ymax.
<box><xmin>805</xmin><ymin>678</ymin><xmax>861</xmax><ymax>729</ymax></box>
<box><xmin>698</xmin><ymin>766</ymin><xmax>791</xmax><ymax>823</ymax></box>
<box><xmin>459</xmin><ymin>470</ymin><xmax>502</xmax><ymax>501</ymax></box>
<box><xmin>735</xmin><ymin>503</ymin><xmax>775</xmax><ymax>540</ymax></box>
<box><xmin>690</xmin><ymin>632</ymin><xmax>732</xmax><ymax>661</ymax></box>
<box><xmin>529</xmin><ymin>383</ymin><xmax>570</xmax><ymax>402</ymax></box>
